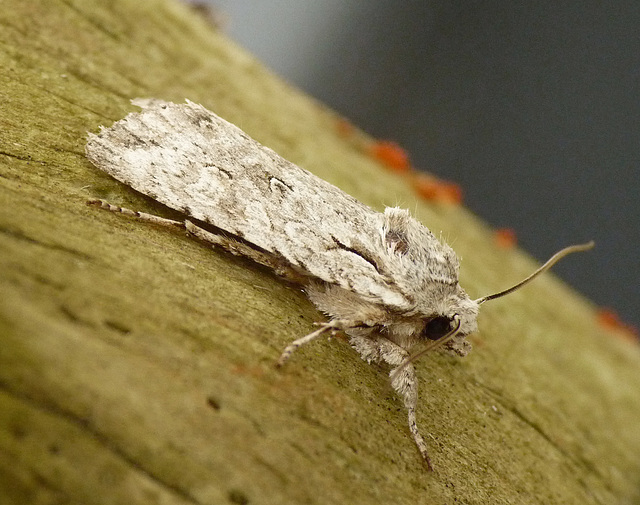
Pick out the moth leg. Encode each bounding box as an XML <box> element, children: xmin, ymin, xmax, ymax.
<box><xmin>87</xmin><ymin>199</ymin><xmax>273</xmax><ymax>263</ymax></box>
<box><xmin>87</xmin><ymin>200</ymin><xmax>185</xmax><ymax>229</ymax></box>
<box><xmin>276</xmin><ymin>319</ymin><xmax>354</xmax><ymax>367</ymax></box>
<box><xmin>88</xmin><ymin>200</ymin><xmax>307</xmax><ymax>283</ymax></box>
<box><xmin>183</xmin><ymin>221</ymin><xmax>267</xmax><ymax>260</ymax></box>
<box><xmin>390</xmin><ymin>359</ymin><xmax>433</xmax><ymax>470</ymax></box>
<box><xmin>183</xmin><ymin>221</ymin><xmax>308</xmax><ymax>284</ymax></box>
<box><xmin>375</xmin><ymin>338</ymin><xmax>433</xmax><ymax>471</ymax></box>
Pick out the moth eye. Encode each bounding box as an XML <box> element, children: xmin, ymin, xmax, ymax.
<box><xmin>422</xmin><ymin>316</ymin><xmax>453</xmax><ymax>341</ymax></box>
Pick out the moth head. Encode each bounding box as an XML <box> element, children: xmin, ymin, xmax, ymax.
<box><xmin>407</xmin><ymin>241</ymin><xmax>595</xmax><ymax>365</ymax></box>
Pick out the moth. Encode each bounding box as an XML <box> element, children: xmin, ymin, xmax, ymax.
<box><xmin>86</xmin><ymin>99</ymin><xmax>593</xmax><ymax>470</ymax></box>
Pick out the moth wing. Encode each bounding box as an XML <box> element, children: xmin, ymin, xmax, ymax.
<box><xmin>86</xmin><ymin>100</ymin><xmax>411</xmax><ymax>309</ymax></box>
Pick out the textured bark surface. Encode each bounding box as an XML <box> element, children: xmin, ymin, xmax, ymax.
<box><xmin>1</xmin><ymin>1</ymin><xmax>639</xmax><ymax>504</ymax></box>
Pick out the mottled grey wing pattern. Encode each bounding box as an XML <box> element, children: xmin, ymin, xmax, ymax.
<box><xmin>86</xmin><ymin>100</ymin><xmax>410</xmax><ymax>308</ymax></box>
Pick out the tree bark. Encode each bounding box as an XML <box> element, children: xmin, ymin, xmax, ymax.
<box><xmin>1</xmin><ymin>1</ymin><xmax>639</xmax><ymax>504</ymax></box>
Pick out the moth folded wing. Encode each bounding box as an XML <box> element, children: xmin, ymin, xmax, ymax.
<box><xmin>86</xmin><ymin>100</ymin><xmax>418</xmax><ymax>317</ymax></box>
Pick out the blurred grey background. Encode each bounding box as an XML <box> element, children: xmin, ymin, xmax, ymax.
<box><xmin>201</xmin><ymin>1</ymin><xmax>639</xmax><ymax>333</ymax></box>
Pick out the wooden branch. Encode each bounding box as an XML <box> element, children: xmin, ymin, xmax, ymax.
<box><xmin>1</xmin><ymin>1</ymin><xmax>638</xmax><ymax>503</ymax></box>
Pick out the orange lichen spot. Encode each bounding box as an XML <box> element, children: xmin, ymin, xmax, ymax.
<box><xmin>439</xmin><ymin>181</ymin><xmax>463</xmax><ymax>204</ymax></box>
<box><xmin>412</xmin><ymin>174</ymin><xmax>439</xmax><ymax>200</ymax></box>
<box><xmin>596</xmin><ymin>308</ymin><xmax>639</xmax><ymax>342</ymax></box>
<box><xmin>369</xmin><ymin>140</ymin><xmax>411</xmax><ymax>173</ymax></box>
<box><xmin>596</xmin><ymin>308</ymin><xmax>619</xmax><ymax>329</ymax></box>
<box><xmin>412</xmin><ymin>173</ymin><xmax>463</xmax><ymax>205</ymax></box>
<box><xmin>335</xmin><ymin>118</ymin><xmax>355</xmax><ymax>137</ymax></box>
<box><xmin>494</xmin><ymin>228</ymin><xmax>517</xmax><ymax>248</ymax></box>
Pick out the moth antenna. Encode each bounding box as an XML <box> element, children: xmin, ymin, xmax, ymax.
<box><xmin>390</xmin><ymin>315</ymin><xmax>462</xmax><ymax>383</ymax></box>
<box><xmin>474</xmin><ymin>241</ymin><xmax>594</xmax><ymax>305</ymax></box>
